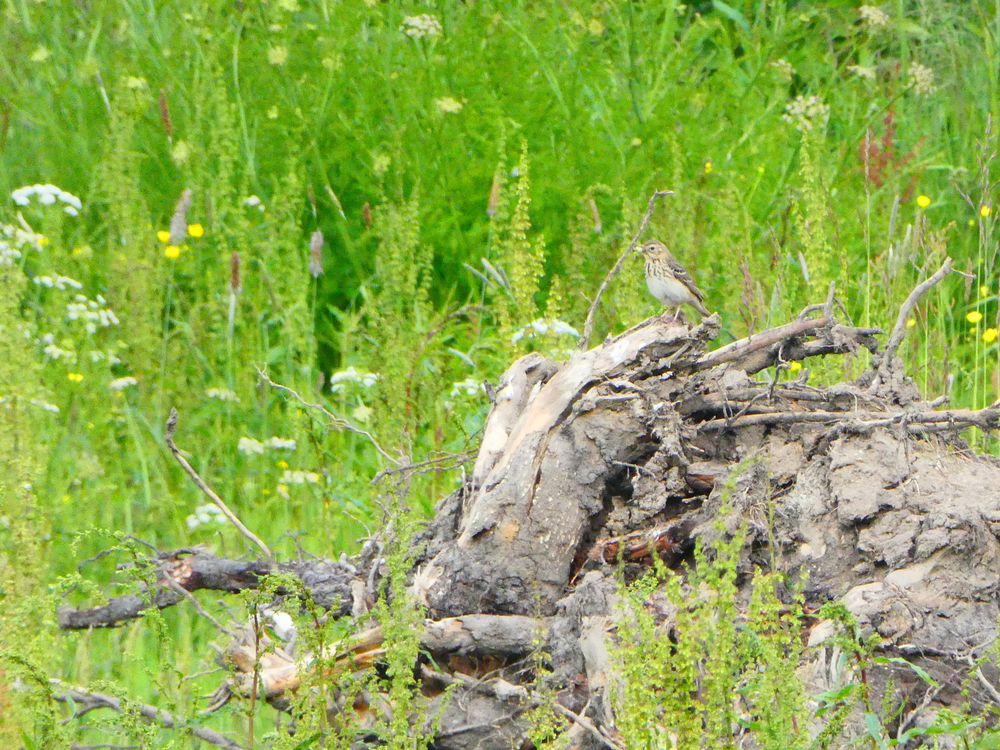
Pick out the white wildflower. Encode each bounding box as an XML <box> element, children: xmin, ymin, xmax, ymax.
<box><xmin>29</xmin><ymin>399</ymin><xmax>60</xmax><ymax>414</ymax></box>
<box><xmin>280</xmin><ymin>470</ymin><xmax>322</xmax><ymax>485</ymax></box>
<box><xmin>435</xmin><ymin>96</ymin><xmax>464</xmax><ymax>114</ymax></box>
<box><xmin>450</xmin><ymin>377</ymin><xmax>484</xmax><ymax>398</ymax></box>
<box><xmin>185</xmin><ymin>503</ymin><xmax>225</xmax><ymax>530</ymax></box>
<box><xmin>908</xmin><ymin>62</ymin><xmax>936</xmax><ymax>95</ymax></box>
<box><xmin>244</xmin><ymin>195</ymin><xmax>265</xmax><ymax>212</ymax></box>
<box><xmin>511</xmin><ymin>318</ymin><xmax>580</xmax><ymax>344</ymax></box>
<box><xmin>847</xmin><ymin>64</ymin><xmax>876</xmax><ymax>80</ymax></box>
<box><xmin>10</xmin><ymin>184</ymin><xmax>83</xmax><ymax>213</ymax></box>
<box><xmin>769</xmin><ymin>58</ymin><xmax>794</xmax><ymax>82</ymax></box>
<box><xmin>238</xmin><ymin>437</ymin><xmax>266</xmax><ymax>455</ymax></box>
<box><xmin>858</xmin><ymin>5</ymin><xmax>889</xmax><ymax>28</ymax></box>
<box><xmin>266</xmin><ymin>437</ymin><xmax>297</xmax><ymax>450</ymax></box>
<box><xmin>267</xmin><ymin>46</ymin><xmax>289</xmax><ymax>66</ymax></box>
<box><xmin>33</xmin><ymin>274</ymin><xmax>83</xmax><ymax>291</ymax></box>
<box><xmin>42</xmin><ymin>340</ymin><xmax>76</xmax><ymax>362</ymax></box>
<box><xmin>65</xmin><ymin>294</ymin><xmax>119</xmax><ymax>334</ymax></box>
<box><xmin>206</xmin><ymin>387</ymin><xmax>240</xmax><ymax>403</ymax></box>
<box><xmin>109</xmin><ymin>376</ymin><xmax>138</xmax><ymax>391</ymax></box>
<box><xmin>782</xmin><ymin>94</ymin><xmax>830</xmax><ymax>133</ymax></box>
<box><xmin>401</xmin><ymin>13</ymin><xmax>442</xmax><ymax>39</ymax></box>
<box><xmin>329</xmin><ymin>367</ymin><xmax>379</xmax><ymax>393</ymax></box>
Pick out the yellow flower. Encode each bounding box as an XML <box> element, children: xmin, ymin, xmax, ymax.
<box><xmin>906</xmin><ymin>317</ymin><xmax>916</xmax><ymax>328</ymax></box>
<box><xmin>969</xmin><ymin>218</ymin><xmax>977</xmax><ymax>227</ymax></box>
<box><xmin>916</xmin><ymin>195</ymin><xmax>931</xmax><ymax>208</ymax></box>
<box><xmin>277</xmin><ymin>459</ymin><xmax>289</xmax><ymax>469</ymax></box>
<box><xmin>788</xmin><ymin>361</ymin><xmax>802</xmax><ymax>372</ymax></box>
<box><xmin>164</xmin><ymin>244</ymin><xmax>181</xmax><ymax>259</ymax></box>
<box><xmin>981</xmin><ymin>286</ymin><xmax>990</xmax><ymax>298</ymax></box>
<box><xmin>982</xmin><ymin>204</ymin><xmax>992</xmax><ymax>218</ymax></box>
<box><xmin>983</xmin><ymin>328</ymin><xmax>999</xmax><ymax>344</ymax></box>
<box><xmin>187</xmin><ymin>223</ymin><xmax>204</xmax><ymax>238</ymax></box>
<box><xmin>38</xmin><ymin>236</ymin><xmax>49</xmax><ymax>247</ymax></box>
<box><xmin>71</xmin><ymin>245</ymin><xmax>91</xmax><ymax>257</ymax></box>
<box><xmin>967</xmin><ymin>310</ymin><xmax>983</xmax><ymax>324</ymax></box>
<box><xmin>704</xmin><ymin>160</ymin><xmax>713</xmax><ymax>174</ymax></box>
<box><xmin>156</xmin><ymin>230</ymin><xmax>171</xmax><ymax>243</ymax></box>
<box><xmin>67</xmin><ymin>372</ymin><xmax>84</xmax><ymax>383</ymax></box>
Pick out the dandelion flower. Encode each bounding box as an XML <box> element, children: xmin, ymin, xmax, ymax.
<box><xmin>967</xmin><ymin>311</ymin><xmax>983</xmax><ymax>324</ymax></box>
<box><xmin>157</xmin><ymin>230</ymin><xmax>170</xmax><ymax>243</ymax></box>
<box><xmin>164</xmin><ymin>244</ymin><xmax>181</xmax><ymax>259</ymax></box>
<box><xmin>906</xmin><ymin>317</ymin><xmax>916</xmax><ymax>328</ymax></box>
<box><xmin>67</xmin><ymin>372</ymin><xmax>84</xmax><ymax>383</ymax></box>
<box><xmin>981</xmin><ymin>205</ymin><xmax>992</xmax><ymax>218</ymax></box>
<box><xmin>916</xmin><ymin>195</ymin><xmax>931</xmax><ymax>209</ymax></box>
<box><xmin>704</xmin><ymin>160</ymin><xmax>713</xmax><ymax>175</ymax></box>
<box><xmin>984</xmin><ymin>328</ymin><xmax>998</xmax><ymax>344</ymax></box>
<box><xmin>187</xmin><ymin>223</ymin><xmax>204</xmax><ymax>238</ymax></box>
<box><xmin>276</xmin><ymin>459</ymin><xmax>289</xmax><ymax>469</ymax></box>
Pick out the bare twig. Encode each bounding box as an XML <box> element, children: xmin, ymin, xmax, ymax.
<box><xmin>873</xmin><ymin>257</ymin><xmax>954</xmax><ymax>388</ymax></box>
<box><xmin>372</xmin><ymin>450</ymin><xmax>476</xmax><ymax>484</ymax></box>
<box><xmin>256</xmin><ymin>368</ymin><xmax>400</xmax><ymax>466</ymax></box>
<box><xmin>51</xmin><ymin>680</ymin><xmax>245</xmax><ymax>750</ymax></box>
<box><xmin>551</xmin><ymin>702</ymin><xmax>624</xmax><ymax>750</ymax></box>
<box><xmin>165</xmin><ymin>408</ymin><xmax>273</xmax><ymax>561</ymax></box>
<box><xmin>161</xmin><ymin>577</ymin><xmax>235</xmax><ymax>637</ymax></box>
<box><xmin>580</xmin><ymin>189</ymin><xmax>673</xmax><ymax>349</ymax></box>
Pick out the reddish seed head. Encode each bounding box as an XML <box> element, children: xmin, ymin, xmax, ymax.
<box><xmin>230</xmin><ymin>251</ymin><xmax>241</xmax><ymax>294</ymax></box>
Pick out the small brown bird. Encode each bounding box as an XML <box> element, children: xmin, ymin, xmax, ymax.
<box><xmin>640</xmin><ymin>239</ymin><xmax>710</xmax><ymax>321</ymax></box>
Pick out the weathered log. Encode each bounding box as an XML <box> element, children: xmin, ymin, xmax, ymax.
<box><xmin>59</xmin><ymin>260</ymin><xmax>1000</xmax><ymax>748</ymax></box>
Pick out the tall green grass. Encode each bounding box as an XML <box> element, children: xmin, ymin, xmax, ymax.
<box><xmin>1</xmin><ymin>0</ymin><xmax>998</xmax><ymax>745</ymax></box>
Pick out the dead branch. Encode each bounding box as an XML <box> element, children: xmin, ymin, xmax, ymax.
<box><xmin>695</xmin><ymin>405</ymin><xmax>1000</xmax><ymax>433</ymax></box>
<box><xmin>165</xmin><ymin>408</ymin><xmax>273</xmax><ymax>560</ymax></box>
<box><xmin>580</xmin><ymin>189</ymin><xmax>673</xmax><ymax>349</ymax></box>
<box><xmin>871</xmin><ymin>257</ymin><xmax>954</xmax><ymax>390</ymax></box>
<box><xmin>51</xmin><ymin>680</ymin><xmax>245</xmax><ymax>750</ymax></box>
<box><xmin>58</xmin><ymin>549</ymin><xmax>356</xmax><ymax>629</ymax></box>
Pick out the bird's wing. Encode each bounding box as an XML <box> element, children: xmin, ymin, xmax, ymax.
<box><xmin>668</xmin><ymin>257</ymin><xmax>706</xmax><ymax>303</ymax></box>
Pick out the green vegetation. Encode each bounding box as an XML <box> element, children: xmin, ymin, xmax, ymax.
<box><xmin>1</xmin><ymin>0</ymin><xmax>998</xmax><ymax>746</ymax></box>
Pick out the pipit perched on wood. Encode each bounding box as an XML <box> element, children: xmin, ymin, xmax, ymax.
<box><xmin>640</xmin><ymin>239</ymin><xmax>710</xmax><ymax>321</ymax></box>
